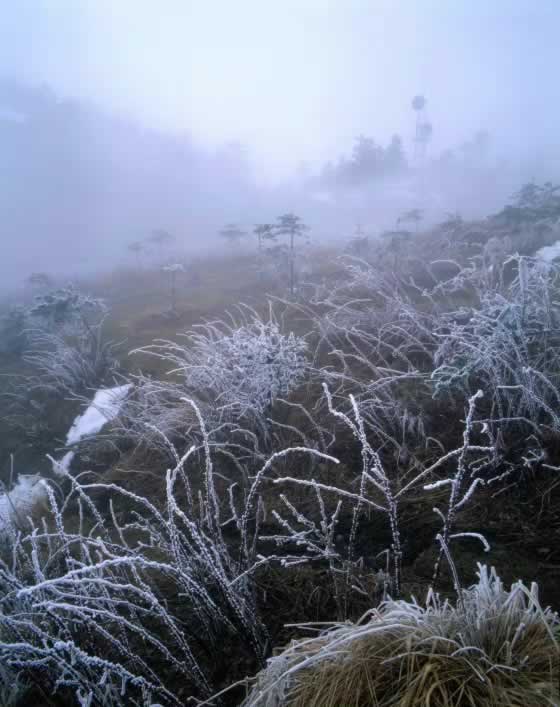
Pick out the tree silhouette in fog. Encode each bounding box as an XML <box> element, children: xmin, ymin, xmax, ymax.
<box><xmin>274</xmin><ymin>213</ymin><xmax>309</xmax><ymax>295</ymax></box>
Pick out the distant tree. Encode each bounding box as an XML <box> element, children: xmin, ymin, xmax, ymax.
<box><xmin>347</xmin><ymin>224</ymin><xmax>369</xmax><ymax>256</ymax></box>
<box><xmin>411</xmin><ymin>95</ymin><xmax>426</xmax><ymax>112</ymax></box>
<box><xmin>318</xmin><ymin>134</ymin><xmax>407</xmax><ymax>188</ymax></box>
<box><xmin>495</xmin><ymin>181</ymin><xmax>560</xmax><ymax>226</ymax></box>
<box><xmin>254</xmin><ymin>223</ymin><xmax>276</xmax><ymax>281</ymax></box>
<box><xmin>127</xmin><ymin>241</ymin><xmax>143</xmax><ymax>269</ymax></box>
<box><xmin>541</xmin><ymin>181</ymin><xmax>560</xmax><ymax>202</ymax></box>
<box><xmin>162</xmin><ymin>263</ymin><xmax>185</xmax><ymax>313</ymax></box>
<box><xmin>350</xmin><ymin>136</ymin><xmax>383</xmax><ymax>182</ymax></box>
<box><xmin>513</xmin><ymin>181</ymin><xmax>560</xmax><ymax>209</ymax></box>
<box><xmin>274</xmin><ymin>213</ymin><xmax>309</xmax><ymax>295</ymax></box>
<box><xmin>418</xmin><ymin>122</ymin><xmax>433</xmax><ymax>144</ymax></box>
<box><xmin>27</xmin><ymin>272</ymin><xmax>53</xmax><ymax>291</ymax></box>
<box><xmin>254</xmin><ymin>223</ymin><xmax>276</xmax><ymax>254</ymax></box>
<box><xmin>265</xmin><ymin>243</ymin><xmax>291</xmax><ymax>282</ymax></box>
<box><xmin>149</xmin><ymin>229</ymin><xmax>176</xmax><ymax>261</ymax></box>
<box><xmin>397</xmin><ymin>208</ymin><xmax>424</xmax><ymax>232</ymax></box>
<box><xmin>219</xmin><ymin>223</ymin><xmax>248</xmax><ymax>246</ymax></box>
<box><xmin>411</xmin><ymin>95</ymin><xmax>431</xmax><ymax>163</ymax></box>
<box><xmin>385</xmin><ymin>135</ymin><xmax>406</xmax><ymax>173</ymax></box>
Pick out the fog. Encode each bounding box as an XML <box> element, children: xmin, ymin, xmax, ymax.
<box><xmin>0</xmin><ymin>0</ymin><xmax>559</xmax><ymax>287</ymax></box>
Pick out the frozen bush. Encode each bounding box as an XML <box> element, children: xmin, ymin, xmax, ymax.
<box><xmin>242</xmin><ymin>565</ymin><xmax>560</xmax><ymax>707</ymax></box>
<box><xmin>131</xmin><ymin>306</ymin><xmax>309</xmax><ymax>437</ymax></box>
<box><xmin>1</xmin><ymin>288</ymin><xmax>119</xmax><ymax>444</ymax></box>
<box><xmin>270</xmin><ymin>386</ymin><xmax>495</xmax><ymax>603</ymax></box>
<box><xmin>25</xmin><ymin>285</ymin><xmax>107</xmax><ymax>335</ymax></box>
<box><xmin>432</xmin><ymin>256</ymin><xmax>560</xmax><ymax>428</ymax></box>
<box><xmin>22</xmin><ymin>326</ymin><xmax>119</xmax><ymax>397</ymax></box>
<box><xmin>0</xmin><ymin>400</ymin><xmax>333</xmax><ymax>705</ymax></box>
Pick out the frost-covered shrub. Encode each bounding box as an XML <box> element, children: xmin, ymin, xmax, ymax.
<box><xmin>299</xmin><ymin>258</ymin><xmax>438</xmax><ymax>466</ymax></box>
<box><xmin>1</xmin><ymin>289</ymin><xmax>119</xmax><ymax>445</ymax></box>
<box><xmin>26</xmin><ymin>286</ymin><xmax>107</xmax><ymax>335</ymax></box>
<box><xmin>22</xmin><ymin>326</ymin><xmax>119</xmax><ymax>397</ymax></box>
<box><xmin>132</xmin><ymin>307</ymin><xmax>309</xmax><ymax>434</ymax></box>
<box><xmin>305</xmin><ymin>257</ymin><xmax>438</xmax><ymax>386</ymax></box>
<box><xmin>108</xmin><ymin>373</ymin><xmax>204</xmax><ymax>459</ymax></box>
<box><xmin>0</xmin><ymin>437</ymin><xmax>248</xmax><ymax>703</ymax></box>
<box><xmin>312</xmin><ymin>257</ymin><xmax>414</xmax><ymax>336</ymax></box>
<box><xmin>268</xmin><ymin>387</ymin><xmax>496</xmax><ymax>606</ymax></box>
<box><xmin>1</xmin><ymin>523</ymin><xmax>196</xmax><ymax>706</ymax></box>
<box><xmin>432</xmin><ymin>256</ymin><xmax>560</xmax><ymax>428</ymax></box>
<box><xmin>1</xmin><ymin>400</ymin><xmax>333</xmax><ymax>705</ymax></box>
<box><xmin>17</xmin><ymin>286</ymin><xmax>116</xmax><ymax>395</ymax></box>
<box><xmin>242</xmin><ymin>565</ymin><xmax>560</xmax><ymax>707</ymax></box>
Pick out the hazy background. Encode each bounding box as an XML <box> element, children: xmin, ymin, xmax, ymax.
<box><xmin>0</xmin><ymin>0</ymin><xmax>559</xmax><ymax>287</ymax></box>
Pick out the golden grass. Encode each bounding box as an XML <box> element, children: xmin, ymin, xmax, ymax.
<box><xmin>243</xmin><ymin>565</ymin><xmax>560</xmax><ymax>706</ymax></box>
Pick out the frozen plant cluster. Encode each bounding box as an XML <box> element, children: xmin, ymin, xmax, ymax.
<box><xmin>242</xmin><ymin>564</ymin><xmax>560</xmax><ymax>707</ymax></box>
<box><xmin>132</xmin><ymin>306</ymin><xmax>309</xmax><ymax>430</ymax></box>
<box><xmin>20</xmin><ymin>287</ymin><xmax>117</xmax><ymax>397</ymax></box>
<box><xmin>1</xmin><ymin>286</ymin><xmax>119</xmax><ymax>447</ymax></box>
<box><xmin>22</xmin><ymin>327</ymin><xmax>118</xmax><ymax>398</ymax></box>
<box><xmin>25</xmin><ymin>286</ymin><xmax>107</xmax><ymax>335</ymax></box>
<box><xmin>1</xmin><ymin>400</ymin><xmax>334</xmax><ymax>705</ymax></box>
<box><xmin>432</xmin><ymin>256</ymin><xmax>560</xmax><ymax>428</ymax></box>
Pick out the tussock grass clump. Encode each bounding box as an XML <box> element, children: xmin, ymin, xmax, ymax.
<box><xmin>243</xmin><ymin>565</ymin><xmax>560</xmax><ymax>707</ymax></box>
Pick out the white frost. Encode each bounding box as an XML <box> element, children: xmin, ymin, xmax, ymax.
<box><xmin>52</xmin><ymin>450</ymin><xmax>75</xmax><ymax>475</ymax></box>
<box><xmin>536</xmin><ymin>240</ymin><xmax>560</xmax><ymax>262</ymax></box>
<box><xmin>0</xmin><ymin>474</ymin><xmax>48</xmax><ymax>532</ymax></box>
<box><xmin>3</xmin><ymin>388</ymin><xmax>132</xmax><ymax>529</ymax></box>
<box><xmin>52</xmin><ymin>384</ymin><xmax>132</xmax><ymax>476</ymax></box>
<box><xmin>66</xmin><ymin>384</ymin><xmax>132</xmax><ymax>446</ymax></box>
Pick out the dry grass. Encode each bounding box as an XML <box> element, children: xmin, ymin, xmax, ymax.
<box><xmin>243</xmin><ymin>565</ymin><xmax>560</xmax><ymax>707</ymax></box>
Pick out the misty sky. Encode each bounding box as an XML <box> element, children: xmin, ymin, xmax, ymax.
<box><xmin>1</xmin><ymin>0</ymin><xmax>559</xmax><ymax>179</ymax></box>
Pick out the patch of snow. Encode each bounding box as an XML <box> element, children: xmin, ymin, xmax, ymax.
<box><xmin>536</xmin><ymin>240</ymin><xmax>560</xmax><ymax>262</ymax></box>
<box><xmin>1</xmin><ymin>387</ymin><xmax>132</xmax><ymax>528</ymax></box>
<box><xmin>52</xmin><ymin>450</ymin><xmax>75</xmax><ymax>476</ymax></box>
<box><xmin>0</xmin><ymin>474</ymin><xmax>49</xmax><ymax>533</ymax></box>
<box><xmin>66</xmin><ymin>384</ymin><xmax>132</xmax><ymax>446</ymax></box>
<box><xmin>52</xmin><ymin>384</ymin><xmax>132</xmax><ymax>476</ymax></box>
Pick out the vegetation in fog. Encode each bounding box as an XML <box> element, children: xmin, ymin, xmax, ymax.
<box><xmin>1</xmin><ymin>3</ymin><xmax>560</xmax><ymax>703</ymax></box>
<box><xmin>2</xmin><ymin>184</ymin><xmax>560</xmax><ymax>704</ymax></box>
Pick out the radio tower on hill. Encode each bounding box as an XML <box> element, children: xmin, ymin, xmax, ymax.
<box><xmin>412</xmin><ymin>95</ymin><xmax>432</xmax><ymax>166</ymax></box>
